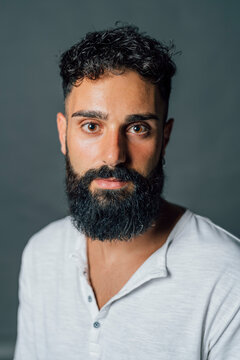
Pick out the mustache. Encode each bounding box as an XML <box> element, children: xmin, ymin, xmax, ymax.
<box><xmin>80</xmin><ymin>165</ymin><xmax>146</xmax><ymax>187</ymax></box>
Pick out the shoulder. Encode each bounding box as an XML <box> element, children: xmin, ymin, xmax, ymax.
<box><xmin>189</xmin><ymin>214</ymin><xmax>240</xmax><ymax>348</ymax></box>
<box><xmin>21</xmin><ymin>216</ymin><xmax>82</xmax><ymax>267</ymax></box>
<box><xmin>173</xmin><ymin>210</ymin><xmax>240</xmax><ymax>276</ymax></box>
<box><xmin>191</xmin><ymin>212</ymin><xmax>239</xmax><ymax>256</ymax></box>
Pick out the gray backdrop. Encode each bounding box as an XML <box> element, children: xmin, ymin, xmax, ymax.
<box><xmin>0</xmin><ymin>0</ymin><xmax>239</xmax><ymax>358</ymax></box>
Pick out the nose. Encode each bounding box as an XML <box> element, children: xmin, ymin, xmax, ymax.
<box><xmin>103</xmin><ymin>129</ymin><xmax>127</xmax><ymax>167</ymax></box>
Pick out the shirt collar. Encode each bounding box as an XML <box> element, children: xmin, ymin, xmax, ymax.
<box><xmin>69</xmin><ymin>209</ymin><xmax>192</xmax><ymax>283</ymax></box>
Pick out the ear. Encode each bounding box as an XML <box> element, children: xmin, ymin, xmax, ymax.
<box><xmin>56</xmin><ymin>112</ymin><xmax>67</xmax><ymax>155</ymax></box>
<box><xmin>162</xmin><ymin>118</ymin><xmax>174</xmax><ymax>156</ymax></box>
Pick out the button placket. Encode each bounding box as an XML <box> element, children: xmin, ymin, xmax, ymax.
<box><xmin>89</xmin><ymin>305</ymin><xmax>110</xmax><ymax>357</ymax></box>
<box><xmin>89</xmin><ymin>317</ymin><xmax>102</xmax><ymax>356</ymax></box>
<box><xmin>78</xmin><ymin>270</ymin><xmax>99</xmax><ymax>318</ymax></box>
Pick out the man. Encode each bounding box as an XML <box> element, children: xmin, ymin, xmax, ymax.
<box><xmin>14</xmin><ymin>25</ymin><xmax>240</xmax><ymax>359</ymax></box>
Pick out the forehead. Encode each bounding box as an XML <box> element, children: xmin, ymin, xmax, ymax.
<box><xmin>65</xmin><ymin>70</ymin><xmax>165</xmax><ymax>119</ymax></box>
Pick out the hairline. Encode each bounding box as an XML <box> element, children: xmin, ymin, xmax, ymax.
<box><xmin>64</xmin><ymin>69</ymin><xmax>170</xmax><ymax>123</ymax></box>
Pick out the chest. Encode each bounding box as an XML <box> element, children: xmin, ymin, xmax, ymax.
<box><xmin>89</xmin><ymin>261</ymin><xmax>143</xmax><ymax>309</ymax></box>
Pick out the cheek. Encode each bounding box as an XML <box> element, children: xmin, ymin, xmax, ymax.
<box><xmin>66</xmin><ymin>131</ymin><xmax>101</xmax><ymax>173</ymax></box>
<box><xmin>130</xmin><ymin>139</ymin><xmax>162</xmax><ymax>176</ymax></box>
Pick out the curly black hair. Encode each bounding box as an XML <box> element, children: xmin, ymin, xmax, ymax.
<box><xmin>59</xmin><ymin>25</ymin><xmax>177</xmax><ymax>107</ymax></box>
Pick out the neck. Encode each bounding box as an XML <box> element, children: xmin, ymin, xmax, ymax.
<box><xmin>87</xmin><ymin>200</ymin><xmax>185</xmax><ymax>267</ymax></box>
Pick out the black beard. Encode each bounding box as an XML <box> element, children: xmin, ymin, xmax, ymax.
<box><xmin>65</xmin><ymin>154</ymin><xmax>165</xmax><ymax>242</ymax></box>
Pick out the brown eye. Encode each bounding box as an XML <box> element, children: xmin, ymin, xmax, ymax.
<box><xmin>82</xmin><ymin>122</ymin><xmax>100</xmax><ymax>133</ymax></box>
<box><xmin>127</xmin><ymin>124</ymin><xmax>149</xmax><ymax>135</ymax></box>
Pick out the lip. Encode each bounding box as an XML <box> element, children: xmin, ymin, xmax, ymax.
<box><xmin>94</xmin><ymin>178</ymin><xmax>129</xmax><ymax>189</ymax></box>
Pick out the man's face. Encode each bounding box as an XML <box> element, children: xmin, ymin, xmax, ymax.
<box><xmin>57</xmin><ymin>70</ymin><xmax>173</xmax><ymax>241</ymax></box>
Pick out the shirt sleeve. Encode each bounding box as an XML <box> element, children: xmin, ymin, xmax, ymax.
<box><xmin>207</xmin><ymin>306</ymin><xmax>240</xmax><ymax>359</ymax></box>
<box><xmin>13</xmin><ymin>242</ymin><xmax>36</xmax><ymax>360</ymax></box>
<box><xmin>206</xmin><ymin>269</ymin><xmax>240</xmax><ymax>360</ymax></box>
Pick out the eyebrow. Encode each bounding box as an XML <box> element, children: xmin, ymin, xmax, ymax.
<box><xmin>71</xmin><ymin>110</ymin><xmax>160</xmax><ymax>123</ymax></box>
<box><xmin>71</xmin><ymin>110</ymin><xmax>108</xmax><ymax>120</ymax></box>
<box><xmin>125</xmin><ymin>113</ymin><xmax>160</xmax><ymax>123</ymax></box>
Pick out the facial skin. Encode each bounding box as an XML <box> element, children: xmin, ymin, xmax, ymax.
<box><xmin>57</xmin><ymin>70</ymin><xmax>174</xmax><ymax>241</ymax></box>
<box><xmin>57</xmin><ymin>70</ymin><xmax>173</xmax><ymax>188</ymax></box>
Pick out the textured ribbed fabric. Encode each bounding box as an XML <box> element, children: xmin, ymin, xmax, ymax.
<box><xmin>14</xmin><ymin>210</ymin><xmax>240</xmax><ymax>360</ymax></box>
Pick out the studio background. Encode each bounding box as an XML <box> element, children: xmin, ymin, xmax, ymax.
<box><xmin>0</xmin><ymin>0</ymin><xmax>239</xmax><ymax>358</ymax></box>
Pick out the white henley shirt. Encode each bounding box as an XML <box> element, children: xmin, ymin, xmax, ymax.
<box><xmin>14</xmin><ymin>209</ymin><xmax>240</xmax><ymax>359</ymax></box>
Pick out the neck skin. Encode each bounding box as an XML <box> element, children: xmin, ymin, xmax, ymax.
<box><xmin>87</xmin><ymin>200</ymin><xmax>185</xmax><ymax>268</ymax></box>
